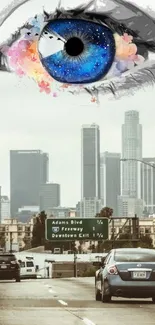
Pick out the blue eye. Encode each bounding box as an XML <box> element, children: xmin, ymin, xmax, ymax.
<box><xmin>38</xmin><ymin>19</ymin><xmax>115</xmax><ymax>84</ymax></box>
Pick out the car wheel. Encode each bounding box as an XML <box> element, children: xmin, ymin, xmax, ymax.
<box><xmin>15</xmin><ymin>277</ymin><xmax>21</xmax><ymax>282</ymax></box>
<box><xmin>101</xmin><ymin>283</ymin><xmax>111</xmax><ymax>303</ymax></box>
<box><xmin>152</xmin><ymin>297</ymin><xmax>155</xmax><ymax>303</ymax></box>
<box><xmin>95</xmin><ymin>288</ymin><xmax>101</xmax><ymax>301</ymax></box>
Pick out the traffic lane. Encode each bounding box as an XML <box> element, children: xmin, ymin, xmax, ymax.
<box><xmin>43</xmin><ymin>277</ymin><xmax>154</xmax><ymax>306</ymax></box>
<box><xmin>0</xmin><ymin>308</ymin><xmax>155</xmax><ymax>325</ymax></box>
<box><xmin>41</xmin><ymin>277</ymin><xmax>95</xmax><ymax>301</ymax></box>
<box><xmin>0</xmin><ymin>279</ymin><xmax>155</xmax><ymax>325</ymax></box>
<box><xmin>0</xmin><ymin>279</ymin><xmax>61</xmax><ymax>307</ymax></box>
<box><xmin>0</xmin><ymin>308</ymin><xmax>84</xmax><ymax>325</ymax></box>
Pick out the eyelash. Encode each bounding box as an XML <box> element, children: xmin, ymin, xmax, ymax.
<box><xmin>0</xmin><ymin>1</ymin><xmax>155</xmax><ymax>102</ymax></box>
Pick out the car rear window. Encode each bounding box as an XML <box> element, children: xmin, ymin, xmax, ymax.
<box><xmin>0</xmin><ymin>255</ymin><xmax>16</xmax><ymax>261</ymax></box>
<box><xmin>114</xmin><ymin>250</ymin><xmax>155</xmax><ymax>262</ymax></box>
<box><xmin>26</xmin><ymin>261</ymin><xmax>33</xmax><ymax>267</ymax></box>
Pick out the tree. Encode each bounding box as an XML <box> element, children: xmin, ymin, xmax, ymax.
<box><xmin>111</xmin><ymin>233</ymin><xmax>153</xmax><ymax>249</ymax></box>
<box><xmin>95</xmin><ymin>207</ymin><xmax>113</xmax><ymax>219</ymax></box>
<box><xmin>0</xmin><ymin>232</ymin><xmax>5</xmax><ymax>248</ymax></box>
<box><xmin>23</xmin><ymin>236</ymin><xmax>32</xmax><ymax>250</ymax></box>
<box><xmin>138</xmin><ymin>234</ymin><xmax>153</xmax><ymax>248</ymax></box>
<box><xmin>31</xmin><ymin>211</ymin><xmax>47</xmax><ymax>248</ymax></box>
<box><xmin>96</xmin><ymin>231</ymin><xmax>154</xmax><ymax>252</ymax></box>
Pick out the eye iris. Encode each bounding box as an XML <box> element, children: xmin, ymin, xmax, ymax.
<box><xmin>38</xmin><ymin>19</ymin><xmax>115</xmax><ymax>84</ymax></box>
<box><xmin>65</xmin><ymin>37</ymin><xmax>84</xmax><ymax>57</ymax></box>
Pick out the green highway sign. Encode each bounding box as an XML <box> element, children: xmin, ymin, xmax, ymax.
<box><xmin>45</xmin><ymin>218</ymin><xmax>109</xmax><ymax>241</ymax></box>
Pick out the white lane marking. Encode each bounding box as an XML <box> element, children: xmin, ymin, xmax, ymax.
<box><xmin>83</xmin><ymin>318</ymin><xmax>96</xmax><ymax>325</ymax></box>
<box><xmin>58</xmin><ymin>300</ymin><xmax>68</xmax><ymax>306</ymax></box>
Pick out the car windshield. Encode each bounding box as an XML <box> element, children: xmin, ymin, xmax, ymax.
<box><xmin>114</xmin><ymin>250</ymin><xmax>155</xmax><ymax>262</ymax></box>
<box><xmin>0</xmin><ymin>255</ymin><xmax>16</xmax><ymax>261</ymax></box>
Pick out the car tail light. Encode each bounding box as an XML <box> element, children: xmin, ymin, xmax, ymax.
<box><xmin>108</xmin><ymin>265</ymin><xmax>118</xmax><ymax>275</ymax></box>
<box><xmin>10</xmin><ymin>260</ymin><xmax>16</xmax><ymax>264</ymax></box>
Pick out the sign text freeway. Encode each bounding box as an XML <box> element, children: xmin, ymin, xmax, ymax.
<box><xmin>45</xmin><ymin>218</ymin><xmax>109</xmax><ymax>241</ymax></box>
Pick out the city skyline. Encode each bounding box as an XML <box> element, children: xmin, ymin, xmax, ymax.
<box><xmin>0</xmin><ymin>108</ymin><xmax>155</xmax><ymax>208</ymax></box>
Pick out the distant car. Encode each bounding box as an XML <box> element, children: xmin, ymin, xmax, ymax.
<box><xmin>18</xmin><ymin>256</ymin><xmax>37</xmax><ymax>279</ymax></box>
<box><xmin>53</xmin><ymin>248</ymin><xmax>61</xmax><ymax>254</ymax></box>
<box><xmin>0</xmin><ymin>253</ymin><xmax>20</xmax><ymax>282</ymax></box>
<box><xmin>95</xmin><ymin>248</ymin><xmax>155</xmax><ymax>303</ymax></box>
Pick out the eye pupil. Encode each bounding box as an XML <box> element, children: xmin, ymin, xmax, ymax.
<box><xmin>65</xmin><ymin>37</ymin><xmax>84</xmax><ymax>57</ymax></box>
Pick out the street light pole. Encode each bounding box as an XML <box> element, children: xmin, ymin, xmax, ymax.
<box><xmin>120</xmin><ymin>158</ymin><xmax>155</xmax><ymax>169</ymax></box>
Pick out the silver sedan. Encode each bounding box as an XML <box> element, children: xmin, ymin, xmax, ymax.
<box><xmin>95</xmin><ymin>248</ymin><xmax>155</xmax><ymax>303</ymax></box>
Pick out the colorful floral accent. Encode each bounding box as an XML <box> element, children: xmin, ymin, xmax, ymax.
<box><xmin>112</xmin><ymin>33</ymin><xmax>145</xmax><ymax>75</ymax></box>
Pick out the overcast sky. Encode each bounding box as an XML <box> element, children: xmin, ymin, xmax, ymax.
<box><xmin>0</xmin><ymin>0</ymin><xmax>155</xmax><ymax>207</ymax></box>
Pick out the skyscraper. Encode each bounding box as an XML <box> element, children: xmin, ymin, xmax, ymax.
<box><xmin>100</xmin><ymin>152</ymin><xmax>121</xmax><ymax>216</ymax></box>
<box><xmin>39</xmin><ymin>183</ymin><xmax>60</xmax><ymax>212</ymax></box>
<box><xmin>81</xmin><ymin>124</ymin><xmax>101</xmax><ymax>218</ymax></box>
<box><xmin>141</xmin><ymin>158</ymin><xmax>155</xmax><ymax>215</ymax></box>
<box><xmin>10</xmin><ymin>150</ymin><xmax>49</xmax><ymax>217</ymax></box>
<box><xmin>0</xmin><ymin>186</ymin><xmax>1</xmax><ymax>223</ymax></box>
<box><xmin>122</xmin><ymin>110</ymin><xmax>142</xmax><ymax>198</ymax></box>
<box><xmin>1</xmin><ymin>196</ymin><xmax>10</xmax><ymax>222</ymax></box>
<box><xmin>81</xmin><ymin>124</ymin><xmax>100</xmax><ymax>199</ymax></box>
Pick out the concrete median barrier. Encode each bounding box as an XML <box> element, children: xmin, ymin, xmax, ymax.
<box><xmin>52</xmin><ymin>261</ymin><xmax>96</xmax><ymax>278</ymax></box>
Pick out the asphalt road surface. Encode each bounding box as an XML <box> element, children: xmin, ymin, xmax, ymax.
<box><xmin>0</xmin><ymin>277</ymin><xmax>155</xmax><ymax>325</ymax></box>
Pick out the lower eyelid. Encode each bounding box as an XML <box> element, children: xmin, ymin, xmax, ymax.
<box><xmin>89</xmin><ymin>59</ymin><xmax>155</xmax><ymax>100</ymax></box>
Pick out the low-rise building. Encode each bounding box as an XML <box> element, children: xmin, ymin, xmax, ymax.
<box><xmin>0</xmin><ymin>218</ymin><xmax>34</xmax><ymax>252</ymax></box>
<box><xmin>78</xmin><ymin>217</ymin><xmax>155</xmax><ymax>251</ymax></box>
<box><xmin>108</xmin><ymin>217</ymin><xmax>155</xmax><ymax>246</ymax></box>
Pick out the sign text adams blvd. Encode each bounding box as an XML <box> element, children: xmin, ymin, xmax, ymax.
<box><xmin>45</xmin><ymin>218</ymin><xmax>109</xmax><ymax>241</ymax></box>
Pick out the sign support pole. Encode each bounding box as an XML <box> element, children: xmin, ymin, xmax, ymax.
<box><xmin>73</xmin><ymin>242</ymin><xmax>77</xmax><ymax>278</ymax></box>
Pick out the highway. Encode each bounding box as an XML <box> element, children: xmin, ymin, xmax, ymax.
<box><xmin>0</xmin><ymin>277</ymin><xmax>155</xmax><ymax>325</ymax></box>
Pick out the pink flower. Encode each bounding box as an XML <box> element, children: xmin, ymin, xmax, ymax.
<box><xmin>91</xmin><ymin>96</ymin><xmax>97</xmax><ymax>103</ymax></box>
<box><xmin>7</xmin><ymin>46</ymin><xmax>18</xmax><ymax>56</ymax></box>
<box><xmin>122</xmin><ymin>33</ymin><xmax>133</xmax><ymax>44</ymax></box>
<box><xmin>16</xmin><ymin>68</ymin><xmax>25</xmax><ymax>77</ymax></box>
<box><xmin>38</xmin><ymin>80</ymin><xmax>51</xmax><ymax>94</ymax></box>
<box><xmin>18</xmin><ymin>40</ymin><xmax>31</xmax><ymax>50</ymax></box>
<box><xmin>31</xmin><ymin>54</ymin><xmax>37</xmax><ymax>62</ymax></box>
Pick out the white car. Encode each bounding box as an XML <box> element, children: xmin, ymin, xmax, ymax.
<box><xmin>18</xmin><ymin>256</ymin><xmax>37</xmax><ymax>279</ymax></box>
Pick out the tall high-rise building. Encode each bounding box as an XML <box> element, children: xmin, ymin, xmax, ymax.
<box><xmin>39</xmin><ymin>183</ymin><xmax>60</xmax><ymax>212</ymax></box>
<box><xmin>1</xmin><ymin>196</ymin><xmax>10</xmax><ymax>222</ymax></box>
<box><xmin>141</xmin><ymin>158</ymin><xmax>155</xmax><ymax>215</ymax></box>
<box><xmin>81</xmin><ymin>124</ymin><xmax>100</xmax><ymax>199</ymax></box>
<box><xmin>100</xmin><ymin>152</ymin><xmax>121</xmax><ymax>216</ymax></box>
<box><xmin>122</xmin><ymin>110</ymin><xmax>142</xmax><ymax>198</ymax></box>
<box><xmin>10</xmin><ymin>150</ymin><xmax>49</xmax><ymax>217</ymax></box>
<box><xmin>0</xmin><ymin>186</ymin><xmax>1</xmax><ymax>223</ymax></box>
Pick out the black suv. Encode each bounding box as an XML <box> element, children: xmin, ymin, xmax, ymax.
<box><xmin>0</xmin><ymin>253</ymin><xmax>20</xmax><ymax>282</ymax></box>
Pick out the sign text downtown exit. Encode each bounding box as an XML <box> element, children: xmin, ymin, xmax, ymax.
<box><xmin>45</xmin><ymin>218</ymin><xmax>109</xmax><ymax>242</ymax></box>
